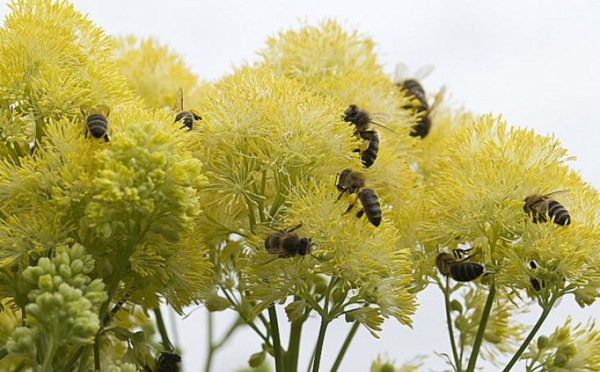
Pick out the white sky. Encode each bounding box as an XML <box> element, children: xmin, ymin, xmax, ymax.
<box><xmin>2</xmin><ymin>1</ymin><xmax>600</xmax><ymax>371</ymax></box>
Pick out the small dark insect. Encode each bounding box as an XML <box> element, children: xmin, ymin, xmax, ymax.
<box><xmin>524</xmin><ymin>191</ymin><xmax>571</xmax><ymax>226</ymax></box>
<box><xmin>394</xmin><ymin>63</ymin><xmax>445</xmax><ymax>139</ymax></box>
<box><xmin>336</xmin><ymin>169</ymin><xmax>382</xmax><ymax>227</ymax></box>
<box><xmin>436</xmin><ymin>248</ymin><xmax>485</xmax><ymax>282</ymax></box>
<box><xmin>528</xmin><ymin>260</ymin><xmax>543</xmax><ymax>291</ymax></box>
<box><xmin>144</xmin><ymin>351</ymin><xmax>182</xmax><ymax>372</ymax></box>
<box><xmin>80</xmin><ymin>104</ymin><xmax>110</xmax><ymax>142</ymax></box>
<box><xmin>173</xmin><ymin>87</ymin><xmax>201</xmax><ymax>131</ymax></box>
<box><xmin>257</xmin><ymin>223</ymin><xmax>318</xmax><ymax>266</ymax></box>
<box><xmin>343</xmin><ymin>105</ymin><xmax>394</xmax><ymax>168</ymax></box>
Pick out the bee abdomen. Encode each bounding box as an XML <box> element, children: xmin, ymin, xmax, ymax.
<box><xmin>548</xmin><ymin>200</ymin><xmax>571</xmax><ymax>226</ymax></box>
<box><xmin>410</xmin><ymin>114</ymin><xmax>431</xmax><ymax>138</ymax></box>
<box><xmin>175</xmin><ymin>111</ymin><xmax>194</xmax><ymax>130</ymax></box>
<box><xmin>359</xmin><ymin>189</ymin><xmax>382</xmax><ymax>227</ymax></box>
<box><xmin>361</xmin><ymin>132</ymin><xmax>379</xmax><ymax>168</ymax></box>
<box><xmin>86</xmin><ymin>114</ymin><xmax>108</xmax><ymax>138</ymax></box>
<box><xmin>450</xmin><ymin>262</ymin><xmax>484</xmax><ymax>282</ymax></box>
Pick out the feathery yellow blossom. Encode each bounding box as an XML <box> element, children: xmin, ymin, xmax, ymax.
<box><xmin>0</xmin><ymin>0</ymin><xmax>133</xmax><ymax>150</ymax></box>
<box><xmin>114</xmin><ymin>35</ymin><xmax>209</xmax><ymax>110</ymax></box>
<box><xmin>244</xmin><ymin>180</ymin><xmax>416</xmax><ymax>330</ymax></box>
<box><xmin>524</xmin><ymin>317</ymin><xmax>600</xmax><ymax>372</ymax></box>
<box><xmin>420</xmin><ymin>114</ymin><xmax>600</xmax><ymax>305</ymax></box>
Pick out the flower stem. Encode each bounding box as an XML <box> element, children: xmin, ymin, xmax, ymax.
<box><xmin>41</xmin><ymin>337</ymin><xmax>57</xmax><ymax>372</ymax></box>
<box><xmin>465</xmin><ymin>283</ymin><xmax>496</xmax><ymax>372</ymax></box>
<box><xmin>204</xmin><ymin>311</ymin><xmax>214</xmax><ymax>372</ymax></box>
<box><xmin>312</xmin><ymin>317</ymin><xmax>330</xmax><ymax>372</ymax></box>
<box><xmin>154</xmin><ymin>307</ymin><xmax>173</xmax><ymax>351</ymax></box>
<box><xmin>285</xmin><ymin>316</ymin><xmax>304</xmax><ymax>372</ymax></box>
<box><xmin>502</xmin><ymin>297</ymin><xmax>556</xmax><ymax>372</ymax></box>
<box><xmin>330</xmin><ymin>321</ymin><xmax>360</xmax><ymax>372</ymax></box>
<box><xmin>269</xmin><ymin>305</ymin><xmax>285</xmax><ymax>372</ymax></box>
<box><xmin>442</xmin><ymin>279</ymin><xmax>461</xmax><ymax>372</ymax></box>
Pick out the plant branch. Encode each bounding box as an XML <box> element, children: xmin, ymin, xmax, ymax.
<box><xmin>330</xmin><ymin>321</ymin><xmax>360</xmax><ymax>372</ymax></box>
<box><xmin>502</xmin><ymin>295</ymin><xmax>558</xmax><ymax>372</ymax></box>
<box><xmin>442</xmin><ymin>279</ymin><xmax>461</xmax><ymax>372</ymax></box>
<box><xmin>312</xmin><ymin>317</ymin><xmax>329</xmax><ymax>372</ymax></box>
<box><xmin>269</xmin><ymin>305</ymin><xmax>285</xmax><ymax>372</ymax></box>
<box><xmin>466</xmin><ymin>283</ymin><xmax>496</xmax><ymax>372</ymax></box>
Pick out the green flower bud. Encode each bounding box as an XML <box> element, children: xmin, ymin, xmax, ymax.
<box><xmin>331</xmin><ymin>288</ymin><xmax>347</xmax><ymax>304</ymax></box>
<box><xmin>205</xmin><ymin>294</ymin><xmax>230</xmax><ymax>312</ymax></box>
<box><xmin>450</xmin><ymin>299</ymin><xmax>463</xmax><ymax>313</ymax></box>
<box><xmin>380</xmin><ymin>364</ymin><xmax>395</xmax><ymax>372</ymax></box>
<box><xmin>248</xmin><ymin>350</ymin><xmax>266</xmax><ymax>368</ymax></box>
<box><xmin>537</xmin><ymin>335</ymin><xmax>549</xmax><ymax>350</ymax></box>
<box><xmin>6</xmin><ymin>327</ymin><xmax>38</xmax><ymax>357</ymax></box>
<box><xmin>553</xmin><ymin>353</ymin><xmax>568</xmax><ymax>367</ymax></box>
<box><xmin>558</xmin><ymin>343</ymin><xmax>576</xmax><ymax>358</ymax></box>
<box><xmin>132</xmin><ymin>331</ymin><xmax>146</xmax><ymax>343</ymax></box>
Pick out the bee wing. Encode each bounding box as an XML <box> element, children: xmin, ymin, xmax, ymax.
<box><xmin>80</xmin><ymin>105</ymin><xmax>92</xmax><ymax>116</ymax></box>
<box><xmin>394</xmin><ymin>62</ymin><xmax>409</xmax><ymax>83</ymax></box>
<box><xmin>173</xmin><ymin>87</ymin><xmax>184</xmax><ymax>112</ymax></box>
<box><xmin>428</xmin><ymin>86</ymin><xmax>447</xmax><ymax>114</ymax></box>
<box><xmin>265</xmin><ymin>245</ymin><xmax>285</xmax><ymax>255</ymax></box>
<box><xmin>96</xmin><ymin>104</ymin><xmax>110</xmax><ymax>117</ymax></box>
<box><xmin>369</xmin><ymin>113</ymin><xmax>397</xmax><ymax>134</ymax></box>
<box><xmin>414</xmin><ymin>64</ymin><xmax>435</xmax><ymax>80</ymax></box>
<box><xmin>544</xmin><ymin>190</ymin><xmax>570</xmax><ymax>198</ymax></box>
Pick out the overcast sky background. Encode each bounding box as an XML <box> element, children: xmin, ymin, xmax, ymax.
<box><xmin>2</xmin><ymin>1</ymin><xmax>600</xmax><ymax>371</ymax></box>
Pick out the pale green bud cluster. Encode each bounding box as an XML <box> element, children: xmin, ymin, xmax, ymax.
<box><xmin>7</xmin><ymin>243</ymin><xmax>106</xmax><ymax>359</ymax></box>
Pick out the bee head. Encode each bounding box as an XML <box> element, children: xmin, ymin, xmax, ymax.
<box><xmin>298</xmin><ymin>237</ymin><xmax>311</xmax><ymax>256</ymax></box>
<box><xmin>336</xmin><ymin>169</ymin><xmax>352</xmax><ymax>190</ymax></box>
<box><xmin>343</xmin><ymin>105</ymin><xmax>359</xmax><ymax>122</ymax></box>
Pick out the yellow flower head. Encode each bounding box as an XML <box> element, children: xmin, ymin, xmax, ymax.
<box><xmin>244</xmin><ymin>180</ymin><xmax>416</xmax><ymax>330</ymax></box>
<box><xmin>421</xmin><ymin>114</ymin><xmax>600</xmax><ymax>303</ymax></box>
<box><xmin>0</xmin><ymin>0</ymin><xmax>133</xmax><ymax>146</ymax></box>
<box><xmin>114</xmin><ymin>35</ymin><xmax>209</xmax><ymax>110</ymax></box>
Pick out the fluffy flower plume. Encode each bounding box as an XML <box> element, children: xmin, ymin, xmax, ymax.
<box><xmin>0</xmin><ymin>0</ymin><xmax>133</xmax><ymax>154</ymax></box>
<box><xmin>420</xmin><ymin>114</ymin><xmax>600</xmax><ymax>305</ymax></box>
<box><xmin>245</xmin><ymin>181</ymin><xmax>416</xmax><ymax>330</ymax></box>
<box><xmin>114</xmin><ymin>35</ymin><xmax>208</xmax><ymax>110</ymax></box>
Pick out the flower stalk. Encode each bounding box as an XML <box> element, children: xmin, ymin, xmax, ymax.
<box><xmin>466</xmin><ymin>284</ymin><xmax>496</xmax><ymax>372</ymax></box>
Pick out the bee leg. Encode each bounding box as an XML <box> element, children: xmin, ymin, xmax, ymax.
<box><xmin>356</xmin><ymin>209</ymin><xmax>365</xmax><ymax>219</ymax></box>
<box><xmin>336</xmin><ymin>189</ymin><xmax>347</xmax><ymax>202</ymax></box>
<box><xmin>286</xmin><ymin>223</ymin><xmax>303</xmax><ymax>233</ymax></box>
<box><xmin>104</xmin><ymin>134</ymin><xmax>110</xmax><ymax>142</ymax></box>
<box><xmin>453</xmin><ymin>248</ymin><xmax>474</xmax><ymax>259</ymax></box>
<box><xmin>84</xmin><ymin>128</ymin><xmax>88</xmax><ymax>138</ymax></box>
<box><xmin>343</xmin><ymin>201</ymin><xmax>357</xmax><ymax>215</ymax></box>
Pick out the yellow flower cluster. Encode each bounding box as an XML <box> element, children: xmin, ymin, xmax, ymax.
<box><xmin>114</xmin><ymin>35</ymin><xmax>209</xmax><ymax>110</ymax></box>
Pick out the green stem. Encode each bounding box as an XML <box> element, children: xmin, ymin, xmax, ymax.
<box><xmin>94</xmin><ymin>337</ymin><xmax>101</xmax><ymax>370</ymax></box>
<box><xmin>204</xmin><ymin>311</ymin><xmax>214</xmax><ymax>372</ymax></box>
<box><xmin>330</xmin><ymin>321</ymin><xmax>359</xmax><ymax>372</ymax></box>
<box><xmin>0</xmin><ymin>348</ymin><xmax>7</xmax><ymax>359</ymax></box>
<box><xmin>61</xmin><ymin>347</ymin><xmax>85</xmax><ymax>372</ymax></box>
<box><xmin>443</xmin><ymin>280</ymin><xmax>461</xmax><ymax>372</ymax></box>
<box><xmin>269</xmin><ymin>305</ymin><xmax>284</xmax><ymax>372</ymax></box>
<box><xmin>466</xmin><ymin>284</ymin><xmax>496</xmax><ymax>372</ymax></box>
<box><xmin>502</xmin><ymin>297</ymin><xmax>556</xmax><ymax>372</ymax></box>
<box><xmin>41</xmin><ymin>337</ymin><xmax>57</xmax><ymax>372</ymax></box>
<box><xmin>154</xmin><ymin>307</ymin><xmax>173</xmax><ymax>351</ymax></box>
<box><xmin>312</xmin><ymin>318</ymin><xmax>330</xmax><ymax>372</ymax></box>
<box><xmin>285</xmin><ymin>316</ymin><xmax>304</xmax><ymax>372</ymax></box>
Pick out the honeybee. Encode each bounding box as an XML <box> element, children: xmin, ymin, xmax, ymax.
<box><xmin>336</xmin><ymin>170</ymin><xmax>382</xmax><ymax>227</ymax></box>
<box><xmin>257</xmin><ymin>223</ymin><xmax>317</xmax><ymax>266</ymax></box>
<box><xmin>80</xmin><ymin>105</ymin><xmax>110</xmax><ymax>142</ymax></box>
<box><xmin>144</xmin><ymin>351</ymin><xmax>181</xmax><ymax>372</ymax></box>
<box><xmin>436</xmin><ymin>248</ymin><xmax>485</xmax><ymax>282</ymax></box>
<box><xmin>523</xmin><ymin>191</ymin><xmax>571</xmax><ymax>226</ymax></box>
<box><xmin>173</xmin><ymin>87</ymin><xmax>201</xmax><ymax>131</ymax></box>
<box><xmin>335</xmin><ymin>168</ymin><xmax>366</xmax><ymax>200</ymax></box>
<box><xmin>394</xmin><ymin>63</ymin><xmax>445</xmax><ymax>139</ymax></box>
<box><xmin>343</xmin><ymin>105</ymin><xmax>394</xmax><ymax>168</ymax></box>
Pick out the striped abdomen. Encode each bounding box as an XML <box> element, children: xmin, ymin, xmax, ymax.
<box><xmin>359</xmin><ymin>188</ymin><xmax>382</xmax><ymax>227</ymax></box>
<box><xmin>449</xmin><ymin>262</ymin><xmax>484</xmax><ymax>282</ymax></box>
<box><xmin>86</xmin><ymin>114</ymin><xmax>108</xmax><ymax>138</ymax></box>
<box><xmin>547</xmin><ymin>200</ymin><xmax>571</xmax><ymax>226</ymax></box>
<box><xmin>361</xmin><ymin>131</ymin><xmax>379</xmax><ymax>168</ymax></box>
<box><xmin>175</xmin><ymin>111</ymin><xmax>194</xmax><ymax>130</ymax></box>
